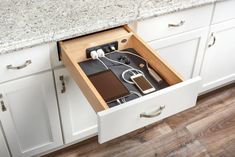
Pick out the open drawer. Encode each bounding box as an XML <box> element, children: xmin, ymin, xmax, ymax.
<box><xmin>59</xmin><ymin>25</ymin><xmax>202</xmax><ymax>143</ymax></box>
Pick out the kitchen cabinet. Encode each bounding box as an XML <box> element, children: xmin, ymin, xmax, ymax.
<box><xmin>200</xmin><ymin>19</ymin><xmax>235</xmax><ymax>93</ymax></box>
<box><xmin>0</xmin><ymin>121</ymin><xmax>10</xmax><ymax>157</ymax></box>
<box><xmin>0</xmin><ymin>1</ymin><xmax>233</xmax><ymax>155</ymax></box>
<box><xmin>54</xmin><ymin>68</ymin><xmax>97</xmax><ymax>144</ymax></box>
<box><xmin>0</xmin><ymin>71</ymin><xmax>63</xmax><ymax>157</ymax></box>
<box><xmin>148</xmin><ymin>27</ymin><xmax>209</xmax><ymax>80</ymax></box>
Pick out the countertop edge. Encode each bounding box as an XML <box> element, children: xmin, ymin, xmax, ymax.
<box><xmin>0</xmin><ymin>0</ymin><xmax>219</xmax><ymax>55</ymax></box>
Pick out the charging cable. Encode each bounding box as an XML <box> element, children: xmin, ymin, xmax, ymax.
<box><xmin>110</xmin><ymin>47</ymin><xmax>163</xmax><ymax>83</ymax></box>
<box><xmin>116</xmin><ymin>99</ymin><xmax>121</xmax><ymax>105</ymax></box>
<box><xmin>117</xmin><ymin>90</ymin><xmax>142</xmax><ymax>104</ymax></box>
<box><xmin>119</xmin><ymin>50</ymin><xmax>162</xmax><ymax>82</ymax></box>
<box><xmin>103</xmin><ymin>56</ymin><xmax>144</xmax><ymax>84</ymax></box>
<box><xmin>130</xmin><ymin>90</ymin><xmax>142</xmax><ymax>97</ymax></box>
<box><xmin>98</xmin><ymin>49</ymin><xmax>145</xmax><ymax>84</ymax></box>
<box><xmin>90</xmin><ymin>50</ymin><xmax>108</xmax><ymax>70</ymax></box>
<box><xmin>121</xmin><ymin>69</ymin><xmax>144</xmax><ymax>84</ymax></box>
<box><xmin>97</xmin><ymin>58</ymin><xmax>108</xmax><ymax>70</ymax></box>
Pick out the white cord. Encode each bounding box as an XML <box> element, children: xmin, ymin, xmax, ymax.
<box><xmin>121</xmin><ymin>97</ymin><xmax>126</xmax><ymax>103</ymax></box>
<box><xmin>90</xmin><ymin>49</ymin><xmax>151</xmax><ymax>85</ymax></box>
<box><xmin>119</xmin><ymin>91</ymin><xmax>142</xmax><ymax>104</ymax></box>
<box><xmin>90</xmin><ymin>49</ymin><xmax>108</xmax><ymax>70</ymax></box>
<box><xmin>122</xmin><ymin>69</ymin><xmax>144</xmax><ymax>84</ymax></box>
<box><xmin>110</xmin><ymin>50</ymin><xmax>149</xmax><ymax>69</ymax></box>
<box><xmin>116</xmin><ymin>99</ymin><xmax>121</xmax><ymax>104</ymax></box>
<box><xmin>97</xmin><ymin>58</ymin><xmax>109</xmax><ymax>70</ymax></box>
<box><xmin>97</xmin><ymin>49</ymin><xmax>105</xmax><ymax>57</ymax></box>
<box><xmin>103</xmin><ymin>56</ymin><xmax>134</xmax><ymax>69</ymax></box>
<box><xmin>103</xmin><ymin>56</ymin><xmax>144</xmax><ymax>84</ymax></box>
<box><xmin>111</xmin><ymin>50</ymin><xmax>163</xmax><ymax>83</ymax></box>
<box><xmin>89</xmin><ymin>48</ymin><xmax>152</xmax><ymax>105</ymax></box>
<box><xmin>130</xmin><ymin>91</ymin><xmax>142</xmax><ymax>97</ymax></box>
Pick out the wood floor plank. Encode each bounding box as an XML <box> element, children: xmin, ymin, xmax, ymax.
<box><xmin>44</xmin><ymin>122</ymin><xmax>172</xmax><ymax>157</ymax></box>
<box><xmin>187</xmin><ymin>101</ymin><xmax>235</xmax><ymax>157</ymax></box>
<box><xmin>165</xmin><ymin>84</ymin><xmax>235</xmax><ymax>129</ymax></box>
<box><xmin>115</xmin><ymin>128</ymin><xmax>208</xmax><ymax>157</ymax></box>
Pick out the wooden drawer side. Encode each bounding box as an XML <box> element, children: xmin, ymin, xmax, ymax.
<box><xmin>60</xmin><ymin>43</ymin><xmax>109</xmax><ymax>112</ymax></box>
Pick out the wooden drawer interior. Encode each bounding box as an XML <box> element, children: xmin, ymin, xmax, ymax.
<box><xmin>59</xmin><ymin>25</ymin><xmax>183</xmax><ymax>112</ymax></box>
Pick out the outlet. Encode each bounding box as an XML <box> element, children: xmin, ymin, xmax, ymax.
<box><xmin>86</xmin><ymin>41</ymin><xmax>118</xmax><ymax>58</ymax></box>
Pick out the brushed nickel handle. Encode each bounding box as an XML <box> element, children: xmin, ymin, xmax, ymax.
<box><xmin>1</xmin><ymin>101</ymin><xmax>6</xmax><ymax>112</ymax></box>
<box><xmin>208</xmin><ymin>33</ymin><xmax>216</xmax><ymax>48</ymax></box>
<box><xmin>140</xmin><ymin>105</ymin><xmax>165</xmax><ymax>118</ymax></box>
<box><xmin>7</xmin><ymin>60</ymin><xmax>32</xmax><ymax>70</ymax></box>
<box><xmin>168</xmin><ymin>20</ymin><xmax>185</xmax><ymax>27</ymax></box>
<box><xmin>0</xmin><ymin>94</ymin><xmax>6</xmax><ymax>112</ymax></box>
<box><xmin>59</xmin><ymin>75</ymin><xmax>66</xmax><ymax>93</ymax></box>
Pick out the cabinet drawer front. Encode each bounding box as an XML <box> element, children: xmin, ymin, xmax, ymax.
<box><xmin>98</xmin><ymin>77</ymin><xmax>201</xmax><ymax>143</ymax></box>
<box><xmin>0</xmin><ymin>44</ymin><xmax>51</xmax><ymax>83</ymax></box>
<box><xmin>59</xmin><ymin>25</ymin><xmax>202</xmax><ymax>143</ymax></box>
<box><xmin>136</xmin><ymin>5</ymin><xmax>213</xmax><ymax>41</ymax></box>
<box><xmin>212</xmin><ymin>1</ymin><xmax>235</xmax><ymax>24</ymax></box>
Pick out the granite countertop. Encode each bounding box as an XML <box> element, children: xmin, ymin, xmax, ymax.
<box><xmin>0</xmin><ymin>0</ymin><xmax>222</xmax><ymax>54</ymax></box>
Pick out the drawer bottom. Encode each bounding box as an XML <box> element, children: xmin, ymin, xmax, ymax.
<box><xmin>79</xmin><ymin>48</ymin><xmax>169</xmax><ymax>108</ymax></box>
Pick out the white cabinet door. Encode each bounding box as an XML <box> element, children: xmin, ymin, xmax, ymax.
<box><xmin>0</xmin><ymin>121</ymin><xmax>10</xmax><ymax>157</ymax></box>
<box><xmin>54</xmin><ymin>68</ymin><xmax>97</xmax><ymax>144</ymax></box>
<box><xmin>200</xmin><ymin>19</ymin><xmax>235</xmax><ymax>93</ymax></box>
<box><xmin>0</xmin><ymin>71</ymin><xmax>63</xmax><ymax>157</ymax></box>
<box><xmin>148</xmin><ymin>27</ymin><xmax>209</xmax><ymax>80</ymax></box>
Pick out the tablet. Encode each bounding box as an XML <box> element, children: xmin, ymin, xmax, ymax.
<box><xmin>88</xmin><ymin>70</ymin><xmax>130</xmax><ymax>103</ymax></box>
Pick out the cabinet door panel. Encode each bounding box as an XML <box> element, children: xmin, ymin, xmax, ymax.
<box><xmin>0</xmin><ymin>72</ymin><xmax>63</xmax><ymax>157</ymax></box>
<box><xmin>54</xmin><ymin>68</ymin><xmax>97</xmax><ymax>144</ymax></box>
<box><xmin>148</xmin><ymin>28</ymin><xmax>209</xmax><ymax>80</ymax></box>
<box><xmin>201</xmin><ymin>20</ymin><xmax>235</xmax><ymax>92</ymax></box>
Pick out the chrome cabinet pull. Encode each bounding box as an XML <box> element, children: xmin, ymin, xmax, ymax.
<box><xmin>7</xmin><ymin>60</ymin><xmax>32</xmax><ymax>70</ymax></box>
<box><xmin>140</xmin><ymin>105</ymin><xmax>165</xmax><ymax>118</ymax></box>
<box><xmin>0</xmin><ymin>94</ymin><xmax>6</xmax><ymax>112</ymax></box>
<box><xmin>1</xmin><ymin>101</ymin><xmax>6</xmax><ymax>112</ymax></box>
<box><xmin>168</xmin><ymin>20</ymin><xmax>185</xmax><ymax>27</ymax></box>
<box><xmin>59</xmin><ymin>75</ymin><xmax>66</xmax><ymax>93</ymax></box>
<box><xmin>208</xmin><ymin>33</ymin><xmax>216</xmax><ymax>48</ymax></box>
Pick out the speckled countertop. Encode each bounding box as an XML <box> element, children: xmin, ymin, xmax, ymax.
<box><xmin>0</xmin><ymin>0</ymin><xmax>223</xmax><ymax>54</ymax></box>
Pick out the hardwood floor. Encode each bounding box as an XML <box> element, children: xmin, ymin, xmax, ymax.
<box><xmin>43</xmin><ymin>84</ymin><xmax>235</xmax><ymax>157</ymax></box>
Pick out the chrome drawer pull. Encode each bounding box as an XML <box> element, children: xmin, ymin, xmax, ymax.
<box><xmin>208</xmin><ymin>33</ymin><xmax>216</xmax><ymax>48</ymax></box>
<box><xmin>168</xmin><ymin>20</ymin><xmax>185</xmax><ymax>27</ymax></box>
<box><xmin>140</xmin><ymin>105</ymin><xmax>165</xmax><ymax>118</ymax></box>
<box><xmin>0</xmin><ymin>94</ymin><xmax>6</xmax><ymax>112</ymax></box>
<box><xmin>1</xmin><ymin>101</ymin><xmax>6</xmax><ymax>112</ymax></box>
<box><xmin>7</xmin><ymin>60</ymin><xmax>32</xmax><ymax>70</ymax></box>
<box><xmin>59</xmin><ymin>75</ymin><xmax>66</xmax><ymax>93</ymax></box>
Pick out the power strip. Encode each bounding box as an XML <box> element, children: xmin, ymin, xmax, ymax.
<box><xmin>86</xmin><ymin>41</ymin><xmax>118</xmax><ymax>58</ymax></box>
